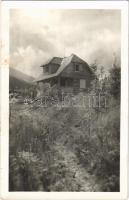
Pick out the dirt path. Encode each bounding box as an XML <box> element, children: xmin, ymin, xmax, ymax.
<box><xmin>54</xmin><ymin>142</ymin><xmax>100</xmax><ymax>192</ymax></box>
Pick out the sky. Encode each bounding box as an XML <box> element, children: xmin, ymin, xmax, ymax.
<box><xmin>10</xmin><ymin>9</ymin><xmax>121</xmax><ymax>78</ymax></box>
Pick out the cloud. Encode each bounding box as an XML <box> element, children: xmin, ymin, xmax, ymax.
<box><xmin>10</xmin><ymin>9</ymin><xmax>121</xmax><ymax>77</ymax></box>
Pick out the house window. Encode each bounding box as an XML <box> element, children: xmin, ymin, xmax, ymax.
<box><xmin>75</xmin><ymin>64</ymin><xmax>79</xmax><ymax>72</ymax></box>
<box><xmin>44</xmin><ymin>66</ymin><xmax>49</xmax><ymax>73</ymax></box>
<box><xmin>61</xmin><ymin>78</ymin><xmax>73</xmax><ymax>87</ymax></box>
<box><xmin>67</xmin><ymin>78</ymin><xmax>73</xmax><ymax>87</ymax></box>
<box><xmin>80</xmin><ymin>79</ymin><xmax>86</xmax><ymax>89</ymax></box>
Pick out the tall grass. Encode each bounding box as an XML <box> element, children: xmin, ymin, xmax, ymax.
<box><xmin>9</xmin><ymin>67</ymin><xmax>120</xmax><ymax>191</ymax></box>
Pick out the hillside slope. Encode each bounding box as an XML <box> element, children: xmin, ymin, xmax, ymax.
<box><xmin>9</xmin><ymin>68</ymin><xmax>35</xmax><ymax>91</ymax></box>
<box><xmin>9</xmin><ymin>94</ymin><xmax>120</xmax><ymax>191</ymax></box>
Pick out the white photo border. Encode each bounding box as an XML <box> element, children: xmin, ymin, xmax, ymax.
<box><xmin>0</xmin><ymin>1</ymin><xmax>128</xmax><ymax>200</ymax></box>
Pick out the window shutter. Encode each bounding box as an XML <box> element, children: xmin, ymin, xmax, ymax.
<box><xmin>80</xmin><ymin>79</ymin><xmax>86</xmax><ymax>89</ymax></box>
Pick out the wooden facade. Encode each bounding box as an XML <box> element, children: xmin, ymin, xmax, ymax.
<box><xmin>37</xmin><ymin>54</ymin><xmax>95</xmax><ymax>94</ymax></box>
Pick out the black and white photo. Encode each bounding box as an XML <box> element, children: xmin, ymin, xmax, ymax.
<box><xmin>0</xmin><ymin>1</ymin><xmax>128</xmax><ymax>199</ymax></box>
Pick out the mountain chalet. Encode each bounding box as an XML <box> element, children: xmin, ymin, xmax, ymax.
<box><xmin>36</xmin><ymin>54</ymin><xmax>95</xmax><ymax>94</ymax></box>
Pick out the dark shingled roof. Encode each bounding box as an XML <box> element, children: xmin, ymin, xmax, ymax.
<box><xmin>40</xmin><ymin>57</ymin><xmax>63</xmax><ymax>67</ymax></box>
<box><xmin>36</xmin><ymin>54</ymin><xmax>94</xmax><ymax>82</ymax></box>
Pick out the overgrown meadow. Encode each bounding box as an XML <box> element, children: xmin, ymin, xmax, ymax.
<box><xmin>9</xmin><ymin>67</ymin><xmax>120</xmax><ymax>191</ymax></box>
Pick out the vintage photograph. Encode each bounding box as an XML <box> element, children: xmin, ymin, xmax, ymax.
<box><xmin>9</xmin><ymin>9</ymin><xmax>121</xmax><ymax>192</ymax></box>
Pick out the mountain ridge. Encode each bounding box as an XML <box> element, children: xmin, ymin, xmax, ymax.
<box><xmin>9</xmin><ymin>67</ymin><xmax>35</xmax><ymax>91</ymax></box>
<box><xmin>10</xmin><ymin>67</ymin><xmax>35</xmax><ymax>83</ymax></box>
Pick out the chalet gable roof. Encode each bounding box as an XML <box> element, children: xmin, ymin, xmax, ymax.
<box><xmin>40</xmin><ymin>57</ymin><xmax>63</xmax><ymax>67</ymax></box>
<box><xmin>36</xmin><ymin>54</ymin><xmax>94</xmax><ymax>82</ymax></box>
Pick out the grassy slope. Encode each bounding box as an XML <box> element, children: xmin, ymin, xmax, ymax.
<box><xmin>9</xmin><ymin>96</ymin><xmax>120</xmax><ymax>191</ymax></box>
